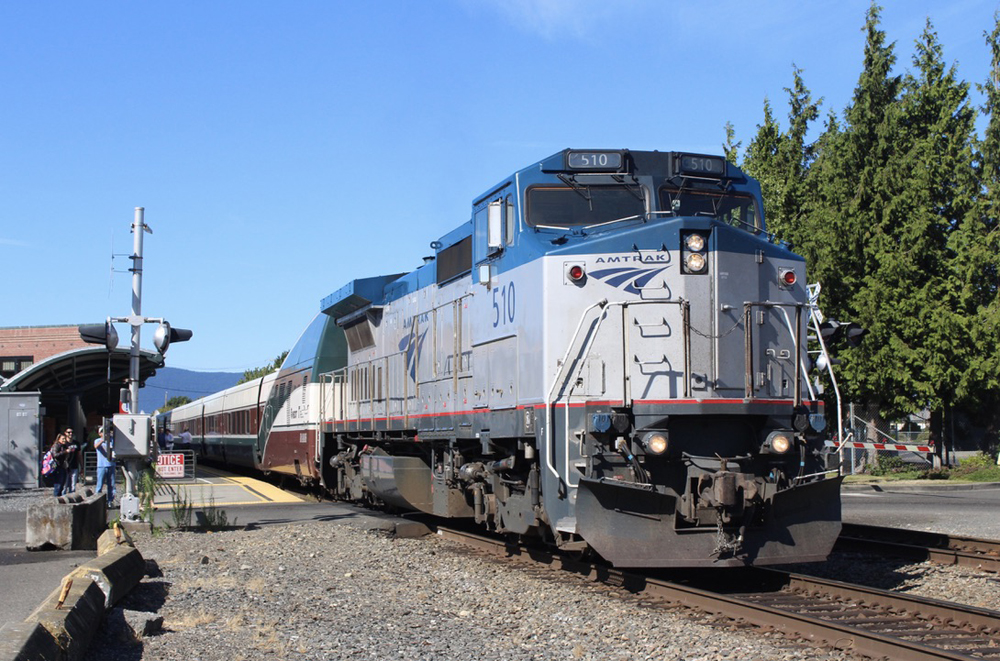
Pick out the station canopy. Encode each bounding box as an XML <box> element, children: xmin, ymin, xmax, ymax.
<box><xmin>0</xmin><ymin>346</ymin><xmax>163</xmax><ymax>416</ymax></box>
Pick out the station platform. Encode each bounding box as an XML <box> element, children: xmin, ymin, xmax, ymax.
<box><xmin>149</xmin><ymin>464</ymin><xmax>305</xmax><ymax>509</ymax></box>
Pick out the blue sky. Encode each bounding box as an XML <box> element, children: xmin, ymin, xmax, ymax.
<box><xmin>2</xmin><ymin>0</ymin><xmax>998</xmax><ymax>372</ymax></box>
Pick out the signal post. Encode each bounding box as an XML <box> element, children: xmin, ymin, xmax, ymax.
<box><xmin>78</xmin><ymin>207</ymin><xmax>192</xmax><ymax>521</ymax></box>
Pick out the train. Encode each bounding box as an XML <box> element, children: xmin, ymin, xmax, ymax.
<box><xmin>161</xmin><ymin>148</ymin><xmax>843</xmax><ymax>568</ymax></box>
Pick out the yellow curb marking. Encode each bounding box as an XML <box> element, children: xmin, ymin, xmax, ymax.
<box><xmin>151</xmin><ymin>471</ymin><xmax>304</xmax><ymax>509</ymax></box>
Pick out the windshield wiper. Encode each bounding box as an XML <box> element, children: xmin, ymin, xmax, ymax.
<box><xmin>612</xmin><ymin>173</ymin><xmax>645</xmax><ymax>203</ymax></box>
<box><xmin>556</xmin><ymin>173</ymin><xmax>592</xmax><ymax>210</ymax></box>
<box><xmin>582</xmin><ymin>213</ymin><xmax>646</xmax><ymax>231</ymax></box>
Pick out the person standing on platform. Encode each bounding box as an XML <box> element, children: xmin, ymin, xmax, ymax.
<box><xmin>50</xmin><ymin>428</ymin><xmax>76</xmax><ymax>497</ymax></box>
<box><xmin>67</xmin><ymin>430</ymin><xmax>82</xmax><ymax>492</ymax></box>
<box><xmin>94</xmin><ymin>425</ymin><xmax>116</xmax><ymax>506</ymax></box>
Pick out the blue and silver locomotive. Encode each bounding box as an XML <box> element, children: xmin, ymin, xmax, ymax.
<box><xmin>168</xmin><ymin>148</ymin><xmax>841</xmax><ymax>568</ymax></box>
<box><xmin>319</xmin><ymin>148</ymin><xmax>840</xmax><ymax>567</ymax></box>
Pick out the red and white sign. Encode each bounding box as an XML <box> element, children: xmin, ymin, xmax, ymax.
<box><xmin>156</xmin><ymin>453</ymin><xmax>186</xmax><ymax>478</ymax></box>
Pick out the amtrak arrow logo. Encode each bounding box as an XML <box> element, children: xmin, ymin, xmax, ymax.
<box><xmin>399</xmin><ymin>329</ymin><xmax>428</xmax><ymax>381</ymax></box>
<box><xmin>589</xmin><ymin>266</ymin><xmax>669</xmax><ymax>295</ymax></box>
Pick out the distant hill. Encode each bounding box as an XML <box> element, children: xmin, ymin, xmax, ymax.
<box><xmin>138</xmin><ymin>366</ymin><xmax>242</xmax><ymax>414</ymax></box>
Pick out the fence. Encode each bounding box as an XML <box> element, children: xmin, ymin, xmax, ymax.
<box><xmin>829</xmin><ymin>402</ymin><xmax>936</xmax><ymax>475</ymax></box>
<box><xmin>81</xmin><ymin>449</ymin><xmax>198</xmax><ymax>484</ymax></box>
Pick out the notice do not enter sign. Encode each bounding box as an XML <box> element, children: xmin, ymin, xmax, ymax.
<box><xmin>156</xmin><ymin>453</ymin><xmax>185</xmax><ymax>479</ymax></box>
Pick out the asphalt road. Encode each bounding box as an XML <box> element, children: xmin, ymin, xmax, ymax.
<box><xmin>841</xmin><ymin>482</ymin><xmax>1000</xmax><ymax>539</ymax></box>
<box><xmin>0</xmin><ymin>510</ymin><xmax>95</xmax><ymax>626</ymax></box>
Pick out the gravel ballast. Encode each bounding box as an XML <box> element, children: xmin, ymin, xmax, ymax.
<box><xmin>6</xmin><ymin>487</ymin><xmax>998</xmax><ymax>660</ymax></box>
<box><xmin>80</xmin><ymin>514</ymin><xmax>1000</xmax><ymax>661</ymax></box>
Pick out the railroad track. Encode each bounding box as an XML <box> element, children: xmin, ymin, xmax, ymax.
<box><xmin>838</xmin><ymin>523</ymin><xmax>1000</xmax><ymax>573</ymax></box>
<box><xmin>437</xmin><ymin>527</ymin><xmax>1000</xmax><ymax>660</ymax></box>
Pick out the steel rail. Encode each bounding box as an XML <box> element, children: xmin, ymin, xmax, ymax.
<box><xmin>436</xmin><ymin>526</ymin><xmax>1000</xmax><ymax>661</ymax></box>
<box><xmin>838</xmin><ymin>523</ymin><xmax>1000</xmax><ymax>573</ymax></box>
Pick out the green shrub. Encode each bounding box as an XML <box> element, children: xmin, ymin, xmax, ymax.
<box><xmin>869</xmin><ymin>454</ymin><xmax>906</xmax><ymax>476</ymax></box>
<box><xmin>957</xmin><ymin>452</ymin><xmax>994</xmax><ymax>471</ymax></box>
<box><xmin>170</xmin><ymin>488</ymin><xmax>193</xmax><ymax>529</ymax></box>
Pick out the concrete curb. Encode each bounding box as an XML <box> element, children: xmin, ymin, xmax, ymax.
<box><xmin>0</xmin><ymin>622</ymin><xmax>61</xmax><ymax>661</ymax></box>
<box><xmin>25</xmin><ymin>492</ymin><xmax>107</xmax><ymax>552</ymax></box>
<box><xmin>24</xmin><ymin>579</ymin><xmax>106</xmax><ymax>661</ymax></box>
<box><xmin>67</xmin><ymin>545</ymin><xmax>145</xmax><ymax>608</ymax></box>
<box><xmin>0</xmin><ymin>527</ymin><xmax>145</xmax><ymax>661</ymax></box>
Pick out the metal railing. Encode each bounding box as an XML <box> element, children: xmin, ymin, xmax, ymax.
<box><xmin>81</xmin><ymin>449</ymin><xmax>197</xmax><ymax>482</ymax></box>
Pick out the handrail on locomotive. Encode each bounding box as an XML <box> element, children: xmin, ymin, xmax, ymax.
<box><xmin>540</xmin><ymin>285</ymin><xmax>843</xmax><ymax>491</ymax></box>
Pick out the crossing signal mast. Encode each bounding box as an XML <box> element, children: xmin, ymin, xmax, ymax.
<box><xmin>806</xmin><ymin>284</ymin><xmax>866</xmax><ymax>469</ymax></box>
<box><xmin>78</xmin><ymin>207</ymin><xmax>192</xmax><ymax>521</ymax></box>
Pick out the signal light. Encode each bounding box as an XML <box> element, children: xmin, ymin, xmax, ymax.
<box><xmin>818</xmin><ymin>320</ymin><xmax>866</xmax><ymax>347</ymax></box>
<box><xmin>844</xmin><ymin>323</ymin><xmax>867</xmax><ymax>347</ymax></box>
<box><xmin>79</xmin><ymin>320</ymin><xmax>119</xmax><ymax>351</ymax></box>
<box><xmin>567</xmin><ymin>264</ymin><xmax>586</xmax><ymax>283</ymax></box>
<box><xmin>779</xmin><ymin>268</ymin><xmax>797</xmax><ymax>286</ymax></box>
<box><xmin>152</xmin><ymin>322</ymin><xmax>193</xmax><ymax>355</ymax></box>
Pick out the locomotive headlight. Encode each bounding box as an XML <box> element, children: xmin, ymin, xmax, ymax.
<box><xmin>681</xmin><ymin>231</ymin><xmax>709</xmax><ymax>275</ymax></box>
<box><xmin>642</xmin><ymin>431</ymin><xmax>669</xmax><ymax>455</ymax></box>
<box><xmin>685</xmin><ymin>233</ymin><xmax>706</xmax><ymax>252</ymax></box>
<box><xmin>762</xmin><ymin>431</ymin><xmax>793</xmax><ymax>454</ymax></box>
<box><xmin>685</xmin><ymin>253</ymin><xmax>707</xmax><ymax>273</ymax></box>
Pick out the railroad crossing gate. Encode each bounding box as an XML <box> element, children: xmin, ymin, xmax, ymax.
<box><xmin>826</xmin><ymin>438</ymin><xmax>937</xmax><ymax>474</ymax></box>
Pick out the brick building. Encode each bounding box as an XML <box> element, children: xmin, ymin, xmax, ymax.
<box><xmin>0</xmin><ymin>325</ymin><xmax>96</xmax><ymax>380</ymax></box>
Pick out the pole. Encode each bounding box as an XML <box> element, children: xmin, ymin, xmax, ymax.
<box><xmin>129</xmin><ymin>207</ymin><xmax>144</xmax><ymax>411</ymax></box>
<box><xmin>120</xmin><ymin>207</ymin><xmax>146</xmax><ymax>522</ymax></box>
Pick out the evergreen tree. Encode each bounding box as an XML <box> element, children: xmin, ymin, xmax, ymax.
<box><xmin>950</xmin><ymin>13</ymin><xmax>1000</xmax><ymax>431</ymax></box>
<box><xmin>722</xmin><ymin>121</ymin><xmax>741</xmax><ymax>164</ymax></box>
<box><xmin>851</xmin><ymin>19</ymin><xmax>976</xmax><ymax>423</ymax></box>
<box><xmin>798</xmin><ymin>4</ymin><xmax>900</xmax><ymax>336</ymax></box>
<box><xmin>743</xmin><ymin>67</ymin><xmax>821</xmax><ymax>245</ymax></box>
<box><xmin>742</xmin><ymin>97</ymin><xmax>784</xmax><ymax>229</ymax></box>
<box><xmin>777</xmin><ymin>67</ymin><xmax>821</xmax><ymax>246</ymax></box>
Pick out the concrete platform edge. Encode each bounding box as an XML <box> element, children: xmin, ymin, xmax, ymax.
<box><xmin>0</xmin><ymin>532</ymin><xmax>144</xmax><ymax>661</ymax></box>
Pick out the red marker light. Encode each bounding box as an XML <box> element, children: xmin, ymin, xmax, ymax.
<box><xmin>568</xmin><ymin>265</ymin><xmax>585</xmax><ymax>281</ymax></box>
<box><xmin>781</xmin><ymin>269</ymin><xmax>797</xmax><ymax>286</ymax></box>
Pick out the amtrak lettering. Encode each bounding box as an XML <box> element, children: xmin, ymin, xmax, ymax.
<box><xmin>595</xmin><ymin>254</ymin><xmax>668</xmax><ymax>263</ymax></box>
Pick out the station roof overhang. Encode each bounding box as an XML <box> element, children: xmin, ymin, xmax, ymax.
<box><xmin>0</xmin><ymin>346</ymin><xmax>163</xmax><ymax>416</ymax></box>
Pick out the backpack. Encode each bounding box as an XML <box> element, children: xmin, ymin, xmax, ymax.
<box><xmin>41</xmin><ymin>450</ymin><xmax>55</xmax><ymax>476</ymax></box>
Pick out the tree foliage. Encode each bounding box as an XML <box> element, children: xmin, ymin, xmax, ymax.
<box><xmin>238</xmin><ymin>350</ymin><xmax>289</xmax><ymax>384</ymax></box>
<box><xmin>161</xmin><ymin>395</ymin><xmax>192</xmax><ymax>412</ymax></box>
<box><xmin>726</xmin><ymin>3</ymin><xmax>1000</xmax><ymax>439</ymax></box>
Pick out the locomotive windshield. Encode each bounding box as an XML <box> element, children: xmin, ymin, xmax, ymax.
<box><xmin>659</xmin><ymin>186</ymin><xmax>761</xmax><ymax>231</ymax></box>
<box><xmin>526</xmin><ymin>185</ymin><xmax>646</xmax><ymax>228</ymax></box>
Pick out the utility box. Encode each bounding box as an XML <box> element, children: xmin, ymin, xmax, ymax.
<box><xmin>112</xmin><ymin>414</ymin><xmax>153</xmax><ymax>458</ymax></box>
<box><xmin>0</xmin><ymin>392</ymin><xmax>42</xmax><ymax>489</ymax></box>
